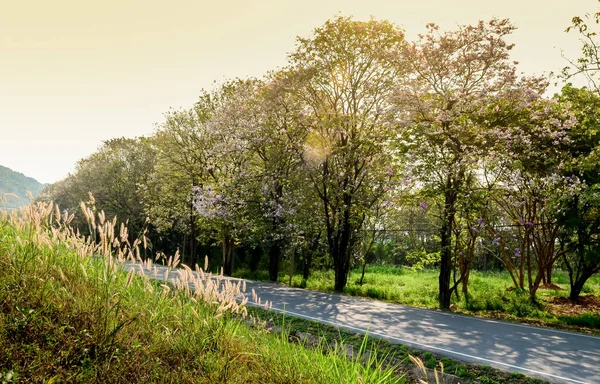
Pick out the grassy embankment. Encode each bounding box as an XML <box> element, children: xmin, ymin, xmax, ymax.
<box><xmin>248</xmin><ymin>306</ymin><xmax>549</xmax><ymax>384</ymax></box>
<box><xmin>0</xmin><ymin>202</ymin><xmax>403</xmax><ymax>384</ymax></box>
<box><xmin>235</xmin><ymin>265</ymin><xmax>600</xmax><ymax>331</ymax></box>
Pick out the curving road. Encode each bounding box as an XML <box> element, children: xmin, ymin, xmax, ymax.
<box><xmin>123</xmin><ymin>261</ymin><xmax>600</xmax><ymax>384</ymax></box>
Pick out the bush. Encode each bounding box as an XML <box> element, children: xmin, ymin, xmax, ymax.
<box><xmin>404</xmin><ymin>248</ymin><xmax>440</xmax><ymax>271</ymax></box>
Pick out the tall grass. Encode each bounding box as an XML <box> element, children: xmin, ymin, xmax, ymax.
<box><xmin>0</xmin><ymin>199</ymin><xmax>403</xmax><ymax>383</ymax></box>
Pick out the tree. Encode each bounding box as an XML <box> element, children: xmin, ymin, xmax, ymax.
<box><xmin>484</xmin><ymin>173</ymin><xmax>570</xmax><ymax>301</ymax></box>
<box><xmin>143</xmin><ymin>107</ymin><xmax>214</xmax><ymax>264</ymax></box>
<box><xmin>557</xmin><ymin>4</ymin><xmax>600</xmax><ymax>300</ymax></box>
<box><xmin>43</xmin><ymin>137</ymin><xmax>155</xmax><ymax>241</ymax></box>
<box><xmin>248</xmin><ymin>71</ymin><xmax>310</xmax><ymax>281</ymax></box>
<box><xmin>289</xmin><ymin>16</ymin><xmax>406</xmax><ymax>292</ymax></box>
<box><xmin>555</xmin><ymin>85</ymin><xmax>600</xmax><ymax>301</ymax></box>
<box><xmin>452</xmin><ymin>186</ymin><xmax>487</xmax><ymax>299</ymax></box>
<box><xmin>563</xmin><ymin>2</ymin><xmax>600</xmax><ymax>91</ymax></box>
<box><xmin>479</xmin><ymin>89</ymin><xmax>575</xmax><ymax>301</ymax></box>
<box><xmin>192</xmin><ymin>79</ymin><xmax>260</xmax><ymax>276</ymax></box>
<box><xmin>394</xmin><ymin>19</ymin><xmax>537</xmax><ymax>309</ymax></box>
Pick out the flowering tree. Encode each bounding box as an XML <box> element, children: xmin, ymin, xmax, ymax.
<box><xmin>289</xmin><ymin>16</ymin><xmax>407</xmax><ymax>291</ymax></box>
<box><xmin>480</xmin><ymin>91</ymin><xmax>575</xmax><ymax>301</ymax></box>
<box><xmin>452</xmin><ymin>187</ymin><xmax>487</xmax><ymax>299</ymax></box>
<box><xmin>484</xmin><ymin>175</ymin><xmax>571</xmax><ymax>300</ymax></box>
<box><xmin>248</xmin><ymin>71</ymin><xmax>310</xmax><ymax>281</ymax></box>
<box><xmin>392</xmin><ymin>18</ymin><xmax>578</xmax><ymax>308</ymax></box>
<box><xmin>394</xmin><ymin>19</ymin><xmax>535</xmax><ymax>309</ymax></box>
<box><xmin>192</xmin><ymin>79</ymin><xmax>259</xmax><ymax>276</ymax></box>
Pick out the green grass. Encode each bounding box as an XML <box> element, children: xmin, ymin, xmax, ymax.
<box><xmin>0</xmin><ymin>204</ymin><xmax>404</xmax><ymax>384</ymax></box>
<box><xmin>246</xmin><ymin>306</ymin><xmax>550</xmax><ymax>384</ymax></box>
<box><xmin>252</xmin><ymin>265</ymin><xmax>600</xmax><ymax>331</ymax></box>
<box><xmin>559</xmin><ymin>313</ymin><xmax>600</xmax><ymax>328</ymax></box>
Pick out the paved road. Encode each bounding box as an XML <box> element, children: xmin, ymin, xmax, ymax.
<box><xmin>123</xmin><ymin>261</ymin><xmax>600</xmax><ymax>384</ymax></box>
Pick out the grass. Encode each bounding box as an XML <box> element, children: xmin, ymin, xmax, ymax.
<box><xmin>560</xmin><ymin>313</ymin><xmax>600</xmax><ymax>328</ymax></box>
<box><xmin>237</xmin><ymin>265</ymin><xmax>600</xmax><ymax>331</ymax></box>
<box><xmin>0</xmin><ymin>201</ymin><xmax>404</xmax><ymax>384</ymax></box>
<box><xmin>246</xmin><ymin>306</ymin><xmax>550</xmax><ymax>384</ymax></box>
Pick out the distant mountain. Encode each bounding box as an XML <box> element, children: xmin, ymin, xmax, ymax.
<box><xmin>0</xmin><ymin>165</ymin><xmax>45</xmax><ymax>208</ymax></box>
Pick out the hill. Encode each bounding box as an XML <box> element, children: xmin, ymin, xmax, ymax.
<box><xmin>0</xmin><ymin>165</ymin><xmax>45</xmax><ymax>208</ymax></box>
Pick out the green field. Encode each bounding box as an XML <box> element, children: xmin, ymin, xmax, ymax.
<box><xmin>235</xmin><ymin>265</ymin><xmax>600</xmax><ymax>331</ymax></box>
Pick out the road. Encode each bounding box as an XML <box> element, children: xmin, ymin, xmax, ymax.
<box><xmin>123</xmin><ymin>260</ymin><xmax>600</xmax><ymax>384</ymax></box>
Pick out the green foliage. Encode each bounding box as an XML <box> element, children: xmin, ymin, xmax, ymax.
<box><xmin>289</xmin><ymin>16</ymin><xmax>408</xmax><ymax>291</ymax></box>
<box><xmin>404</xmin><ymin>248</ymin><xmax>440</xmax><ymax>271</ymax></box>
<box><xmin>232</xmin><ymin>268</ymin><xmax>271</xmax><ymax>281</ymax></box>
<box><xmin>553</xmin><ymin>85</ymin><xmax>600</xmax><ymax>300</ymax></box>
<box><xmin>40</xmin><ymin>137</ymin><xmax>155</xmax><ymax>240</ymax></box>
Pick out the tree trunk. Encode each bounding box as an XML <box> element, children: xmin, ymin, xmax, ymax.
<box><xmin>321</xmin><ymin>159</ymin><xmax>355</xmax><ymax>293</ymax></box>
<box><xmin>332</xmin><ymin>212</ymin><xmax>352</xmax><ymax>292</ymax></box>
<box><xmin>249</xmin><ymin>245</ymin><xmax>262</xmax><ymax>272</ymax></box>
<box><xmin>360</xmin><ymin>260</ymin><xmax>368</xmax><ymax>286</ymax></box>
<box><xmin>222</xmin><ymin>233</ymin><xmax>234</xmax><ymax>276</ymax></box>
<box><xmin>461</xmin><ymin>268</ymin><xmax>470</xmax><ymax>297</ymax></box>
<box><xmin>302</xmin><ymin>249</ymin><xmax>312</xmax><ymax>280</ymax></box>
<box><xmin>189</xmin><ymin>200</ymin><xmax>197</xmax><ymax>266</ymax></box>
<box><xmin>268</xmin><ymin>240</ymin><xmax>282</xmax><ymax>282</ymax></box>
<box><xmin>519</xmin><ymin>244</ymin><xmax>526</xmax><ymax>290</ymax></box>
<box><xmin>569</xmin><ymin>278</ymin><xmax>587</xmax><ymax>302</ymax></box>
<box><xmin>268</xmin><ymin>211</ymin><xmax>285</xmax><ymax>282</ymax></box>
<box><xmin>439</xmin><ymin>188</ymin><xmax>457</xmax><ymax>310</ymax></box>
<box><xmin>569</xmin><ymin>266</ymin><xmax>594</xmax><ymax>302</ymax></box>
<box><xmin>541</xmin><ymin>268</ymin><xmax>548</xmax><ymax>285</ymax></box>
<box><xmin>289</xmin><ymin>247</ymin><xmax>295</xmax><ymax>286</ymax></box>
<box><xmin>333</xmin><ymin>254</ymin><xmax>349</xmax><ymax>292</ymax></box>
<box><xmin>181</xmin><ymin>233</ymin><xmax>187</xmax><ymax>265</ymax></box>
<box><xmin>439</xmin><ymin>220</ymin><xmax>452</xmax><ymax>309</ymax></box>
<box><xmin>545</xmin><ymin>264</ymin><xmax>553</xmax><ymax>285</ymax></box>
<box><xmin>331</xmin><ymin>218</ymin><xmax>352</xmax><ymax>292</ymax></box>
<box><xmin>529</xmin><ymin>271</ymin><xmax>544</xmax><ymax>303</ymax></box>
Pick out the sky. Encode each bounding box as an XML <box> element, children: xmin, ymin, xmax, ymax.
<box><xmin>1</xmin><ymin>0</ymin><xmax>597</xmax><ymax>184</ymax></box>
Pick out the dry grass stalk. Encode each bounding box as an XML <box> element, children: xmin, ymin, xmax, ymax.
<box><xmin>409</xmin><ymin>354</ymin><xmax>444</xmax><ymax>384</ymax></box>
<box><xmin>4</xmin><ymin>195</ymin><xmax>252</xmax><ymax>328</ymax></box>
<box><xmin>125</xmin><ymin>269</ymin><xmax>135</xmax><ymax>288</ymax></box>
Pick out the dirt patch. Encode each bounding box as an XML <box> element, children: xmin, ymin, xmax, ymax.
<box><xmin>546</xmin><ymin>295</ymin><xmax>600</xmax><ymax>317</ymax></box>
<box><xmin>539</xmin><ymin>283</ymin><xmax>563</xmax><ymax>290</ymax></box>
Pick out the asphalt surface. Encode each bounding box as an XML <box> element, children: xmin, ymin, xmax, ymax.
<box><xmin>122</xmin><ymin>260</ymin><xmax>600</xmax><ymax>384</ymax></box>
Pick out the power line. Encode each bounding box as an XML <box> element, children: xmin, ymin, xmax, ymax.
<box><xmin>359</xmin><ymin>221</ymin><xmax>562</xmax><ymax>233</ymax></box>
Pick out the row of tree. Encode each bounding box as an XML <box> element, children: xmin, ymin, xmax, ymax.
<box><xmin>42</xmin><ymin>15</ymin><xmax>600</xmax><ymax>308</ymax></box>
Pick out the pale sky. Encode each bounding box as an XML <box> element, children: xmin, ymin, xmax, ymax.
<box><xmin>1</xmin><ymin>0</ymin><xmax>596</xmax><ymax>184</ymax></box>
